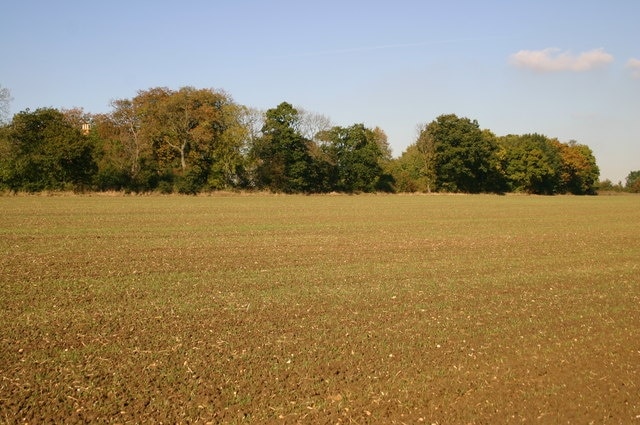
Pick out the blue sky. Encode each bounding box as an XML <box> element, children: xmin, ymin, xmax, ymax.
<box><xmin>2</xmin><ymin>0</ymin><xmax>639</xmax><ymax>182</ymax></box>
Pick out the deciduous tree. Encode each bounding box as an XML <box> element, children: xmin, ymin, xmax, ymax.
<box><xmin>626</xmin><ymin>170</ymin><xmax>640</xmax><ymax>193</ymax></box>
<box><xmin>297</xmin><ymin>108</ymin><xmax>332</xmax><ymax>143</ymax></box>
<box><xmin>3</xmin><ymin>108</ymin><xmax>96</xmax><ymax>191</ymax></box>
<box><xmin>108</xmin><ymin>99</ymin><xmax>145</xmax><ymax>178</ymax></box>
<box><xmin>319</xmin><ymin>124</ymin><xmax>386</xmax><ymax>193</ymax></box>
<box><xmin>387</xmin><ymin>144</ymin><xmax>430</xmax><ymax>192</ymax></box>
<box><xmin>251</xmin><ymin>102</ymin><xmax>317</xmax><ymax>192</ymax></box>
<box><xmin>498</xmin><ymin>134</ymin><xmax>562</xmax><ymax>194</ymax></box>
<box><xmin>555</xmin><ymin>140</ymin><xmax>599</xmax><ymax>194</ymax></box>
<box><xmin>411</xmin><ymin>123</ymin><xmax>437</xmax><ymax>192</ymax></box>
<box><xmin>129</xmin><ymin>87</ymin><xmax>247</xmax><ymax>192</ymax></box>
<box><xmin>423</xmin><ymin>114</ymin><xmax>502</xmax><ymax>193</ymax></box>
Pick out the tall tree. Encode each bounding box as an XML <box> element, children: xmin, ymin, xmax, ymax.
<box><xmin>372</xmin><ymin>126</ymin><xmax>392</xmax><ymax>162</ymax></box>
<box><xmin>390</xmin><ymin>144</ymin><xmax>434</xmax><ymax>193</ymax></box>
<box><xmin>3</xmin><ymin>108</ymin><xmax>96</xmax><ymax>191</ymax></box>
<box><xmin>498</xmin><ymin>134</ymin><xmax>562</xmax><ymax>194</ymax></box>
<box><xmin>386</xmin><ymin>147</ymin><xmax>412</xmax><ymax>193</ymax></box>
<box><xmin>251</xmin><ymin>102</ymin><xmax>316</xmax><ymax>193</ymax></box>
<box><xmin>108</xmin><ymin>99</ymin><xmax>145</xmax><ymax>178</ymax></box>
<box><xmin>423</xmin><ymin>114</ymin><xmax>502</xmax><ymax>193</ymax></box>
<box><xmin>319</xmin><ymin>124</ymin><xmax>386</xmax><ymax>193</ymax></box>
<box><xmin>371</xmin><ymin>126</ymin><xmax>395</xmax><ymax>192</ymax></box>
<box><xmin>140</xmin><ymin>87</ymin><xmax>212</xmax><ymax>171</ymax></box>
<box><xmin>412</xmin><ymin>123</ymin><xmax>437</xmax><ymax>192</ymax></box>
<box><xmin>555</xmin><ymin>140</ymin><xmax>599</xmax><ymax>194</ymax></box>
<box><xmin>207</xmin><ymin>100</ymin><xmax>250</xmax><ymax>189</ymax></box>
<box><xmin>130</xmin><ymin>86</ymin><xmax>247</xmax><ymax>192</ymax></box>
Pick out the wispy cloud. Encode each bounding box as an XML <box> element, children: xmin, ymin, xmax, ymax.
<box><xmin>509</xmin><ymin>48</ymin><xmax>614</xmax><ymax>72</ymax></box>
<box><xmin>294</xmin><ymin>40</ymin><xmax>443</xmax><ymax>57</ymax></box>
<box><xmin>627</xmin><ymin>58</ymin><xmax>640</xmax><ymax>79</ymax></box>
<box><xmin>270</xmin><ymin>36</ymin><xmax>509</xmax><ymax>59</ymax></box>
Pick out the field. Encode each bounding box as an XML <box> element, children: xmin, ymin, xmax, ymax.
<box><xmin>1</xmin><ymin>193</ymin><xmax>639</xmax><ymax>424</ymax></box>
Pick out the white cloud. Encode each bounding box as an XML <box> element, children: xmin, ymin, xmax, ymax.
<box><xmin>627</xmin><ymin>58</ymin><xmax>640</xmax><ymax>79</ymax></box>
<box><xmin>510</xmin><ymin>48</ymin><xmax>614</xmax><ymax>72</ymax></box>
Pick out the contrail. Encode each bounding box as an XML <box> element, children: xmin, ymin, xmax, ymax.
<box><xmin>270</xmin><ymin>36</ymin><xmax>508</xmax><ymax>59</ymax></box>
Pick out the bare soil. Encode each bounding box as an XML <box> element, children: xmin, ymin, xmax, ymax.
<box><xmin>1</xmin><ymin>194</ymin><xmax>639</xmax><ymax>423</ymax></box>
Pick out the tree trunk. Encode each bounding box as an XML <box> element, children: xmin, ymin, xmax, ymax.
<box><xmin>180</xmin><ymin>141</ymin><xmax>187</xmax><ymax>170</ymax></box>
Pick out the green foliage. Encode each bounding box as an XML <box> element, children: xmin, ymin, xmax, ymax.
<box><xmin>626</xmin><ymin>170</ymin><xmax>640</xmax><ymax>193</ymax></box>
<box><xmin>87</xmin><ymin>87</ymin><xmax>249</xmax><ymax>193</ymax></box>
<box><xmin>393</xmin><ymin>117</ymin><xmax>598</xmax><ymax>196</ymax></box>
<box><xmin>251</xmin><ymin>102</ymin><xmax>319</xmax><ymax>193</ymax></box>
<box><xmin>389</xmin><ymin>144</ymin><xmax>434</xmax><ymax>193</ymax></box>
<box><xmin>157</xmin><ymin>179</ymin><xmax>174</xmax><ymax>194</ymax></box>
<box><xmin>597</xmin><ymin>179</ymin><xmax>624</xmax><ymax>192</ymax></box>
<box><xmin>176</xmin><ymin>165</ymin><xmax>208</xmax><ymax>194</ymax></box>
<box><xmin>139</xmin><ymin>87</ymin><xmax>246</xmax><ymax>183</ymax></box>
<box><xmin>0</xmin><ymin>85</ymin><xmax>604</xmax><ymax>195</ymax></box>
<box><xmin>497</xmin><ymin>135</ymin><xmax>599</xmax><ymax>195</ymax></box>
<box><xmin>2</xmin><ymin>108</ymin><xmax>96</xmax><ymax>191</ymax></box>
<box><xmin>421</xmin><ymin>114</ymin><xmax>503</xmax><ymax>193</ymax></box>
<box><xmin>319</xmin><ymin>124</ymin><xmax>386</xmax><ymax>193</ymax></box>
<box><xmin>92</xmin><ymin>165</ymin><xmax>131</xmax><ymax>191</ymax></box>
<box><xmin>498</xmin><ymin>134</ymin><xmax>562</xmax><ymax>194</ymax></box>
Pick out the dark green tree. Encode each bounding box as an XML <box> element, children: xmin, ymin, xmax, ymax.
<box><xmin>251</xmin><ymin>102</ymin><xmax>317</xmax><ymax>193</ymax></box>
<box><xmin>2</xmin><ymin>108</ymin><xmax>96</xmax><ymax>191</ymax></box>
<box><xmin>319</xmin><ymin>124</ymin><xmax>386</xmax><ymax>192</ymax></box>
<box><xmin>423</xmin><ymin>114</ymin><xmax>503</xmax><ymax>193</ymax></box>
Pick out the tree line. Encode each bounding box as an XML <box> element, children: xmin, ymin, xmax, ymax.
<box><xmin>0</xmin><ymin>85</ymin><xmax>613</xmax><ymax>195</ymax></box>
